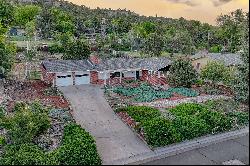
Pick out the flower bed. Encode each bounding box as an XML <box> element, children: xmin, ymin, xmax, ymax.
<box><xmin>0</xmin><ymin>102</ymin><xmax>101</xmax><ymax>165</ymax></box>
<box><xmin>115</xmin><ymin>102</ymin><xmax>249</xmax><ymax>148</ymax></box>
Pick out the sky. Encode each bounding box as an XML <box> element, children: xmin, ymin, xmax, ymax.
<box><xmin>67</xmin><ymin>0</ymin><xmax>249</xmax><ymax>25</ymax></box>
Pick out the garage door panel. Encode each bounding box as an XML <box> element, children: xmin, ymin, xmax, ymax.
<box><xmin>75</xmin><ymin>72</ymin><xmax>90</xmax><ymax>85</ymax></box>
<box><xmin>56</xmin><ymin>73</ymin><xmax>73</xmax><ymax>87</ymax></box>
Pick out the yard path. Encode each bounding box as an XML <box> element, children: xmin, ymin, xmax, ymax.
<box><xmin>59</xmin><ymin>85</ymin><xmax>151</xmax><ymax>164</ymax></box>
<box><xmin>135</xmin><ymin>95</ymin><xmax>232</xmax><ymax>108</ymax></box>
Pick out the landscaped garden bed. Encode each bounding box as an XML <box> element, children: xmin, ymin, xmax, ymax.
<box><xmin>114</xmin><ymin>101</ymin><xmax>249</xmax><ymax>149</ymax></box>
<box><xmin>0</xmin><ymin>102</ymin><xmax>102</xmax><ymax>165</ymax></box>
<box><xmin>3</xmin><ymin>80</ymin><xmax>70</xmax><ymax>111</ymax></box>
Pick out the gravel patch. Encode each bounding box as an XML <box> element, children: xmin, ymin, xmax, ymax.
<box><xmin>134</xmin><ymin>95</ymin><xmax>232</xmax><ymax>108</ymax></box>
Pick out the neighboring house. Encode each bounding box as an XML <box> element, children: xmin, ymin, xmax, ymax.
<box><xmin>9</xmin><ymin>27</ymin><xmax>26</xmax><ymax>36</ymax></box>
<box><xmin>41</xmin><ymin>56</ymin><xmax>172</xmax><ymax>87</ymax></box>
<box><xmin>190</xmin><ymin>51</ymin><xmax>243</xmax><ymax>72</ymax></box>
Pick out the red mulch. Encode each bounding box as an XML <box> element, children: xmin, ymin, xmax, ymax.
<box><xmin>117</xmin><ymin>112</ymin><xmax>137</xmax><ymax>129</ymax></box>
<box><xmin>5</xmin><ymin>80</ymin><xmax>70</xmax><ymax>111</ymax></box>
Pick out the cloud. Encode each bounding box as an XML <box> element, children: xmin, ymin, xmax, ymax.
<box><xmin>211</xmin><ymin>0</ymin><xmax>233</xmax><ymax>6</ymax></box>
<box><xmin>165</xmin><ymin>0</ymin><xmax>200</xmax><ymax>7</ymax></box>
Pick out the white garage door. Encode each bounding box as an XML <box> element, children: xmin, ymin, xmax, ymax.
<box><xmin>75</xmin><ymin>72</ymin><xmax>90</xmax><ymax>85</ymax></box>
<box><xmin>56</xmin><ymin>73</ymin><xmax>73</xmax><ymax>87</ymax></box>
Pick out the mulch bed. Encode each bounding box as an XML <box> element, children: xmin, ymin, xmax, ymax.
<box><xmin>4</xmin><ymin>80</ymin><xmax>70</xmax><ymax>111</ymax></box>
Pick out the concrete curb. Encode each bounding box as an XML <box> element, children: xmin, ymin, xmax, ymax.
<box><xmin>106</xmin><ymin>127</ymin><xmax>249</xmax><ymax>165</ymax></box>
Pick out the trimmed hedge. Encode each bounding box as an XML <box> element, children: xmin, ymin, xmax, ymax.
<box><xmin>51</xmin><ymin>123</ymin><xmax>102</xmax><ymax>165</ymax></box>
<box><xmin>116</xmin><ymin>106</ymin><xmax>161</xmax><ymax>123</ymax></box>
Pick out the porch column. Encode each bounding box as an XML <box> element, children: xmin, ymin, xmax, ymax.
<box><xmin>135</xmin><ymin>71</ymin><xmax>137</xmax><ymax>80</ymax></box>
<box><xmin>120</xmin><ymin>71</ymin><xmax>122</xmax><ymax>83</ymax></box>
<box><xmin>104</xmin><ymin>72</ymin><xmax>107</xmax><ymax>85</ymax></box>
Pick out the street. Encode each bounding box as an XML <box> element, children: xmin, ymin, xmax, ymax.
<box><xmin>144</xmin><ymin>134</ymin><xmax>249</xmax><ymax>165</ymax></box>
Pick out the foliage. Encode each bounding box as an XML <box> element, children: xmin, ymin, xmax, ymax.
<box><xmin>14</xmin><ymin>5</ymin><xmax>41</xmax><ymax>27</ymax></box>
<box><xmin>231</xmin><ymin>17</ymin><xmax>249</xmax><ymax>103</ymax></box>
<box><xmin>226</xmin><ymin>111</ymin><xmax>249</xmax><ymax>126</ymax></box>
<box><xmin>48</xmin><ymin>43</ymin><xmax>65</xmax><ymax>54</ymax></box>
<box><xmin>168</xmin><ymin>58</ymin><xmax>198</xmax><ymax>88</ymax></box>
<box><xmin>116</xmin><ymin>106</ymin><xmax>161</xmax><ymax>123</ymax></box>
<box><xmin>2</xmin><ymin>102</ymin><xmax>50</xmax><ymax>144</ymax></box>
<box><xmin>49</xmin><ymin>109</ymin><xmax>73</xmax><ymax>123</ymax></box>
<box><xmin>201</xmin><ymin>61</ymin><xmax>232</xmax><ymax>85</ymax></box>
<box><xmin>209</xmin><ymin>45</ymin><xmax>222</xmax><ymax>53</ymax></box>
<box><xmin>51</xmin><ymin>123</ymin><xmax>102</xmax><ymax>165</ymax></box>
<box><xmin>0</xmin><ymin>143</ymin><xmax>46</xmax><ymax>165</ymax></box>
<box><xmin>0</xmin><ymin>40</ymin><xmax>16</xmax><ymax>75</ymax></box>
<box><xmin>113</xmin><ymin>83</ymin><xmax>199</xmax><ymax>102</ymax></box>
<box><xmin>62</xmin><ymin>39</ymin><xmax>91</xmax><ymax>60</ymax></box>
<box><xmin>0</xmin><ymin>136</ymin><xmax>5</xmax><ymax>146</ymax></box>
<box><xmin>204</xmin><ymin>98</ymin><xmax>241</xmax><ymax>113</ymax></box>
<box><xmin>169</xmin><ymin>103</ymin><xmax>232</xmax><ymax>133</ymax></box>
<box><xmin>173</xmin><ymin>116</ymin><xmax>210</xmax><ymax>140</ymax></box>
<box><xmin>0</xmin><ymin>0</ymin><xmax>14</xmax><ymax>30</ymax></box>
<box><xmin>142</xmin><ymin>117</ymin><xmax>181</xmax><ymax>147</ymax></box>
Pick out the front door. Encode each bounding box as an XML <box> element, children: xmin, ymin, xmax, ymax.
<box><xmin>136</xmin><ymin>71</ymin><xmax>140</xmax><ymax>79</ymax></box>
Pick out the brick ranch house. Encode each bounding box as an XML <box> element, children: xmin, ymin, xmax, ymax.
<box><xmin>41</xmin><ymin>56</ymin><xmax>172</xmax><ymax>87</ymax></box>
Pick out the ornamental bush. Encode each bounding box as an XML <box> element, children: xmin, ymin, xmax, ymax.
<box><xmin>201</xmin><ymin>61</ymin><xmax>233</xmax><ymax>85</ymax></box>
<box><xmin>52</xmin><ymin>123</ymin><xmax>102</xmax><ymax>165</ymax></box>
<box><xmin>142</xmin><ymin>118</ymin><xmax>181</xmax><ymax>147</ymax></box>
<box><xmin>0</xmin><ymin>144</ymin><xmax>46</xmax><ymax>165</ymax></box>
<box><xmin>198</xmin><ymin>110</ymin><xmax>232</xmax><ymax>133</ymax></box>
<box><xmin>169</xmin><ymin>103</ymin><xmax>207</xmax><ymax>117</ymax></box>
<box><xmin>3</xmin><ymin>102</ymin><xmax>50</xmax><ymax>144</ymax></box>
<box><xmin>172</xmin><ymin>116</ymin><xmax>210</xmax><ymax>140</ymax></box>
<box><xmin>168</xmin><ymin>58</ymin><xmax>198</xmax><ymax>88</ymax></box>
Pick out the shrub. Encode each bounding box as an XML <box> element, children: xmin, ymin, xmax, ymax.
<box><xmin>198</xmin><ymin>110</ymin><xmax>232</xmax><ymax>133</ymax></box>
<box><xmin>142</xmin><ymin>118</ymin><xmax>181</xmax><ymax>147</ymax></box>
<box><xmin>226</xmin><ymin>111</ymin><xmax>249</xmax><ymax>126</ymax></box>
<box><xmin>168</xmin><ymin>58</ymin><xmax>198</xmax><ymax>88</ymax></box>
<box><xmin>169</xmin><ymin>103</ymin><xmax>207</xmax><ymax>117</ymax></box>
<box><xmin>3</xmin><ymin>102</ymin><xmax>50</xmax><ymax>144</ymax></box>
<box><xmin>0</xmin><ymin>136</ymin><xmax>5</xmax><ymax>146</ymax></box>
<box><xmin>201</xmin><ymin>61</ymin><xmax>232</xmax><ymax>85</ymax></box>
<box><xmin>0</xmin><ymin>144</ymin><xmax>46</xmax><ymax>165</ymax></box>
<box><xmin>172</xmin><ymin>116</ymin><xmax>210</xmax><ymax>140</ymax></box>
<box><xmin>52</xmin><ymin>123</ymin><xmax>102</xmax><ymax>165</ymax></box>
<box><xmin>169</xmin><ymin>103</ymin><xmax>232</xmax><ymax>134</ymax></box>
<box><xmin>118</xmin><ymin>106</ymin><xmax>161</xmax><ymax>123</ymax></box>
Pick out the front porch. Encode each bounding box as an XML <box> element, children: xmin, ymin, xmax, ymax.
<box><xmin>90</xmin><ymin>69</ymin><xmax>168</xmax><ymax>86</ymax></box>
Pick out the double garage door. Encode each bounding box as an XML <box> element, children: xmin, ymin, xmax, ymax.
<box><xmin>56</xmin><ymin>72</ymin><xmax>90</xmax><ymax>87</ymax></box>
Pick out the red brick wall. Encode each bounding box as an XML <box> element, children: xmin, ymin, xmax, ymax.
<box><xmin>141</xmin><ymin>70</ymin><xmax>149</xmax><ymax>81</ymax></box>
<box><xmin>41</xmin><ymin>65</ymin><xmax>55</xmax><ymax>85</ymax></box>
<box><xmin>89</xmin><ymin>55</ymin><xmax>100</xmax><ymax>64</ymax></box>
<box><xmin>90</xmin><ymin>71</ymin><xmax>99</xmax><ymax>84</ymax></box>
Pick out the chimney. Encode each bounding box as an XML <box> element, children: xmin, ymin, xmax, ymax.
<box><xmin>89</xmin><ymin>55</ymin><xmax>101</xmax><ymax>64</ymax></box>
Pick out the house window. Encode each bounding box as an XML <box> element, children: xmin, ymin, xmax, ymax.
<box><xmin>110</xmin><ymin>72</ymin><xmax>121</xmax><ymax>78</ymax></box>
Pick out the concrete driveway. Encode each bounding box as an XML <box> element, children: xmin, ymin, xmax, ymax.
<box><xmin>59</xmin><ymin>85</ymin><xmax>151</xmax><ymax>164</ymax></box>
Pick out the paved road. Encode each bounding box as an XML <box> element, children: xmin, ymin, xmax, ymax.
<box><xmin>144</xmin><ymin>134</ymin><xmax>249</xmax><ymax>165</ymax></box>
<box><xmin>59</xmin><ymin>85</ymin><xmax>151</xmax><ymax>164</ymax></box>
